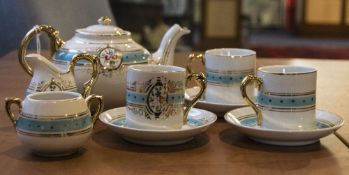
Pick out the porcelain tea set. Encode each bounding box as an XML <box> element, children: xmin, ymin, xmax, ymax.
<box><xmin>4</xmin><ymin>16</ymin><xmax>344</xmax><ymax>156</ymax></box>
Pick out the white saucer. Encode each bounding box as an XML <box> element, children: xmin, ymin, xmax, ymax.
<box><xmin>99</xmin><ymin>107</ymin><xmax>217</xmax><ymax>146</ymax></box>
<box><xmin>185</xmin><ymin>87</ymin><xmax>246</xmax><ymax>115</ymax></box>
<box><xmin>224</xmin><ymin>107</ymin><xmax>344</xmax><ymax>146</ymax></box>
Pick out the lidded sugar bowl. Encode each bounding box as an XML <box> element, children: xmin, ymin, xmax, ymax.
<box><xmin>18</xmin><ymin>16</ymin><xmax>190</xmax><ymax>109</ymax></box>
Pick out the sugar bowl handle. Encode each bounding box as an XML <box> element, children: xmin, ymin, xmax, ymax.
<box><xmin>184</xmin><ymin>73</ymin><xmax>207</xmax><ymax>124</ymax></box>
<box><xmin>186</xmin><ymin>53</ymin><xmax>205</xmax><ymax>74</ymax></box>
<box><xmin>4</xmin><ymin>97</ymin><xmax>22</xmax><ymax>126</ymax></box>
<box><xmin>240</xmin><ymin>75</ymin><xmax>263</xmax><ymax>126</ymax></box>
<box><xmin>85</xmin><ymin>95</ymin><xmax>104</xmax><ymax>124</ymax></box>
<box><xmin>18</xmin><ymin>25</ymin><xmax>65</xmax><ymax>76</ymax></box>
<box><xmin>70</xmin><ymin>53</ymin><xmax>99</xmax><ymax>98</ymax></box>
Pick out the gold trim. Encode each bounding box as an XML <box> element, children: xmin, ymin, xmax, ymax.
<box><xmin>258</xmin><ymin>104</ymin><xmax>316</xmax><ymax>112</ymax></box>
<box><xmin>70</xmin><ymin>53</ymin><xmax>99</xmax><ymax>97</ymax></box>
<box><xmin>17</xmin><ymin>127</ymin><xmax>92</xmax><ymax>137</ymax></box>
<box><xmin>21</xmin><ymin>110</ymin><xmax>90</xmax><ymax>120</ymax></box>
<box><xmin>261</xmin><ymin>90</ymin><xmax>316</xmax><ymax>97</ymax></box>
<box><xmin>75</xmin><ymin>30</ymin><xmax>131</xmax><ymax>37</ymax></box>
<box><xmin>41</xmin><ymin>78</ymin><xmax>64</xmax><ymax>92</ymax></box>
<box><xmin>18</xmin><ymin>25</ymin><xmax>64</xmax><ymax>76</ymax></box>
<box><xmin>186</xmin><ymin>53</ymin><xmax>204</xmax><ymax>74</ymax></box>
<box><xmin>98</xmin><ymin>16</ymin><xmax>112</xmax><ymax>25</ymax></box>
<box><xmin>85</xmin><ymin>94</ymin><xmax>104</xmax><ymax>124</ymax></box>
<box><xmin>5</xmin><ymin>97</ymin><xmax>22</xmax><ymax>125</ymax></box>
<box><xmin>183</xmin><ymin>73</ymin><xmax>207</xmax><ymax>124</ymax></box>
<box><xmin>205</xmin><ymin>48</ymin><xmax>256</xmax><ymax>58</ymax></box>
<box><xmin>240</xmin><ymin>75</ymin><xmax>263</xmax><ymax>126</ymax></box>
<box><xmin>206</xmin><ymin>68</ymin><xmax>254</xmax><ymax>74</ymax></box>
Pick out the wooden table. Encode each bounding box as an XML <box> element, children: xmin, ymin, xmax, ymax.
<box><xmin>0</xmin><ymin>51</ymin><xmax>348</xmax><ymax>175</ymax></box>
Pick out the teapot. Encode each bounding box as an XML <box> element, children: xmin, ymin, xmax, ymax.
<box><xmin>24</xmin><ymin>53</ymin><xmax>98</xmax><ymax>98</ymax></box>
<box><xmin>18</xmin><ymin>16</ymin><xmax>190</xmax><ymax>109</ymax></box>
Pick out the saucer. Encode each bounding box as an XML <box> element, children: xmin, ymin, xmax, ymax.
<box><xmin>185</xmin><ymin>87</ymin><xmax>246</xmax><ymax>115</ymax></box>
<box><xmin>99</xmin><ymin>107</ymin><xmax>217</xmax><ymax>146</ymax></box>
<box><xmin>224</xmin><ymin>107</ymin><xmax>344</xmax><ymax>146</ymax></box>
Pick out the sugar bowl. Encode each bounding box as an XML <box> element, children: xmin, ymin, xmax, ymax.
<box><xmin>5</xmin><ymin>91</ymin><xmax>103</xmax><ymax>157</ymax></box>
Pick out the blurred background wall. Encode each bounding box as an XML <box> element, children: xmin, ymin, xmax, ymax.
<box><xmin>2</xmin><ymin>0</ymin><xmax>349</xmax><ymax>59</ymax></box>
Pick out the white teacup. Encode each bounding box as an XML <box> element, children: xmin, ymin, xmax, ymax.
<box><xmin>240</xmin><ymin>65</ymin><xmax>317</xmax><ymax>130</ymax></box>
<box><xmin>126</xmin><ymin>65</ymin><xmax>206</xmax><ymax>130</ymax></box>
<box><xmin>187</xmin><ymin>48</ymin><xmax>256</xmax><ymax>104</ymax></box>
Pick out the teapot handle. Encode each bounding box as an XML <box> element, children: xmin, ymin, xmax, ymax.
<box><xmin>70</xmin><ymin>53</ymin><xmax>99</xmax><ymax>98</ymax></box>
<box><xmin>85</xmin><ymin>94</ymin><xmax>104</xmax><ymax>124</ymax></box>
<box><xmin>5</xmin><ymin>97</ymin><xmax>22</xmax><ymax>126</ymax></box>
<box><xmin>18</xmin><ymin>25</ymin><xmax>65</xmax><ymax>76</ymax></box>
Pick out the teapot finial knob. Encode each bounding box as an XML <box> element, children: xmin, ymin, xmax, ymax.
<box><xmin>98</xmin><ymin>16</ymin><xmax>111</xmax><ymax>25</ymax></box>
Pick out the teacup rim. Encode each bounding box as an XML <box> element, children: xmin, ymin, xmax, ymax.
<box><xmin>128</xmin><ymin>65</ymin><xmax>185</xmax><ymax>73</ymax></box>
<box><xmin>258</xmin><ymin>65</ymin><xmax>317</xmax><ymax>75</ymax></box>
<box><xmin>205</xmin><ymin>48</ymin><xmax>256</xmax><ymax>58</ymax></box>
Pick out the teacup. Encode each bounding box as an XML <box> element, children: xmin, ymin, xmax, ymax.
<box><xmin>187</xmin><ymin>48</ymin><xmax>256</xmax><ymax>104</ymax></box>
<box><xmin>240</xmin><ymin>65</ymin><xmax>317</xmax><ymax>130</ymax></box>
<box><xmin>126</xmin><ymin>65</ymin><xmax>206</xmax><ymax>130</ymax></box>
<box><xmin>5</xmin><ymin>91</ymin><xmax>103</xmax><ymax>157</ymax></box>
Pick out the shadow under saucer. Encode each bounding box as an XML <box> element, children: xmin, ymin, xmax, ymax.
<box><xmin>92</xmin><ymin>128</ymin><xmax>209</xmax><ymax>153</ymax></box>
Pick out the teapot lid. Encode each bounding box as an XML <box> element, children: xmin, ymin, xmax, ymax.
<box><xmin>75</xmin><ymin>16</ymin><xmax>130</xmax><ymax>36</ymax></box>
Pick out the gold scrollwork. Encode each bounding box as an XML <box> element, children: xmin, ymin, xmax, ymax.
<box><xmin>18</xmin><ymin>25</ymin><xmax>65</xmax><ymax>76</ymax></box>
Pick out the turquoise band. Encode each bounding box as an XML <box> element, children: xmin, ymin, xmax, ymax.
<box><xmin>206</xmin><ymin>70</ymin><xmax>253</xmax><ymax>85</ymax></box>
<box><xmin>54</xmin><ymin>50</ymin><xmax>150</xmax><ymax>64</ymax></box>
<box><xmin>256</xmin><ymin>92</ymin><xmax>316</xmax><ymax>108</ymax></box>
<box><xmin>16</xmin><ymin>113</ymin><xmax>92</xmax><ymax>133</ymax></box>
<box><xmin>126</xmin><ymin>90</ymin><xmax>184</xmax><ymax>105</ymax></box>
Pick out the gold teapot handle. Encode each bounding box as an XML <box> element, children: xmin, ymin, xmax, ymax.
<box><xmin>186</xmin><ymin>53</ymin><xmax>205</xmax><ymax>74</ymax></box>
<box><xmin>85</xmin><ymin>94</ymin><xmax>104</xmax><ymax>124</ymax></box>
<box><xmin>240</xmin><ymin>75</ymin><xmax>263</xmax><ymax>126</ymax></box>
<box><xmin>18</xmin><ymin>25</ymin><xmax>65</xmax><ymax>76</ymax></box>
<box><xmin>5</xmin><ymin>97</ymin><xmax>22</xmax><ymax>126</ymax></box>
<box><xmin>70</xmin><ymin>53</ymin><xmax>99</xmax><ymax>98</ymax></box>
<box><xmin>183</xmin><ymin>73</ymin><xmax>207</xmax><ymax>124</ymax></box>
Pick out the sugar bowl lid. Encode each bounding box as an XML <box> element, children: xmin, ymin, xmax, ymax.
<box><xmin>75</xmin><ymin>16</ymin><xmax>130</xmax><ymax>36</ymax></box>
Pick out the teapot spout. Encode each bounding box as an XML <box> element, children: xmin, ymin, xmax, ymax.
<box><xmin>152</xmin><ymin>24</ymin><xmax>190</xmax><ymax>65</ymax></box>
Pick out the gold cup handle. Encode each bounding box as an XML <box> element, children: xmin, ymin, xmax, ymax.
<box><xmin>70</xmin><ymin>53</ymin><xmax>99</xmax><ymax>98</ymax></box>
<box><xmin>18</xmin><ymin>25</ymin><xmax>65</xmax><ymax>76</ymax></box>
<box><xmin>183</xmin><ymin>73</ymin><xmax>207</xmax><ymax>124</ymax></box>
<box><xmin>240</xmin><ymin>75</ymin><xmax>263</xmax><ymax>126</ymax></box>
<box><xmin>85</xmin><ymin>94</ymin><xmax>104</xmax><ymax>124</ymax></box>
<box><xmin>186</xmin><ymin>53</ymin><xmax>205</xmax><ymax>74</ymax></box>
<box><xmin>4</xmin><ymin>97</ymin><xmax>22</xmax><ymax>126</ymax></box>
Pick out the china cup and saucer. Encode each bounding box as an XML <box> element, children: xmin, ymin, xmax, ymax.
<box><xmin>99</xmin><ymin>107</ymin><xmax>217</xmax><ymax>146</ymax></box>
<box><xmin>224</xmin><ymin>107</ymin><xmax>344</xmax><ymax>146</ymax></box>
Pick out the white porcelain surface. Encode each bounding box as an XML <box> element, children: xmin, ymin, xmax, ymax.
<box><xmin>126</xmin><ymin>65</ymin><xmax>187</xmax><ymax>130</ymax></box>
<box><xmin>204</xmin><ymin>48</ymin><xmax>256</xmax><ymax>104</ymax></box>
<box><xmin>224</xmin><ymin>107</ymin><xmax>344</xmax><ymax>146</ymax></box>
<box><xmin>255</xmin><ymin>65</ymin><xmax>317</xmax><ymax>130</ymax></box>
<box><xmin>186</xmin><ymin>87</ymin><xmax>246</xmax><ymax>115</ymax></box>
<box><xmin>51</xmin><ymin>19</ymin><xmax>190</xmax><ymax>109</ymax></box>
<box><xmin>99</xmin><ymin>107</ymin><xmax>217</xmax><ymax>146</ymax></box>
<box><xmin>25</xmin><ymin>54</ymin><xmax>77</xmax><ymax>96</ymax></box>
<box><xmin>13</xmin><ymin>91</ymin><xmax>95</xmax><ymax>156</ymax></box>
<box><xmin>258</xmin><ymin>65</ymin><xmax>317</xmax><ymax>93</ymax></box>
